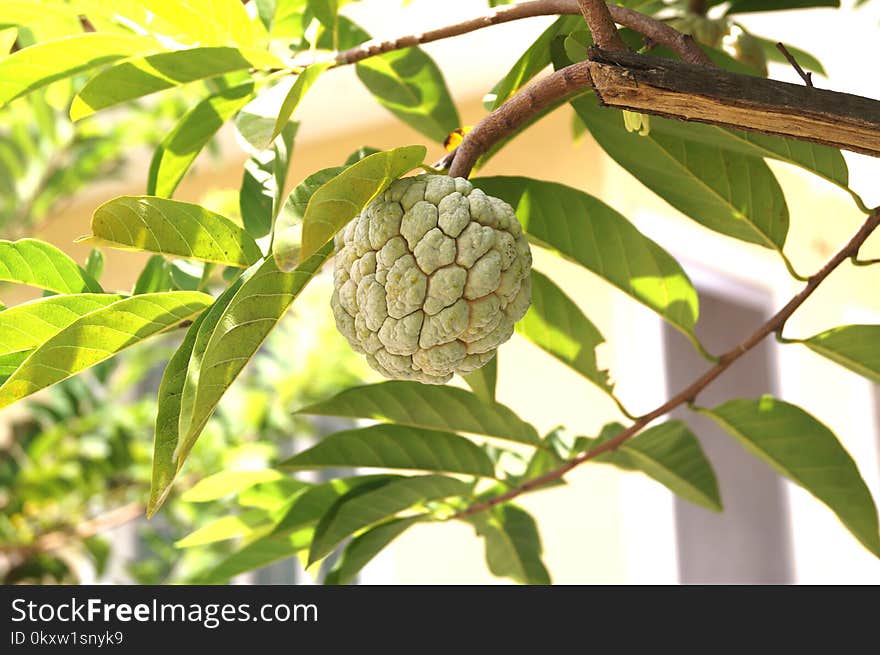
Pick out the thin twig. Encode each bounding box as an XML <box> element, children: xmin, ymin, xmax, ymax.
<box><xmin>335</xmin><ymin>0</ymin><xmax>574</xmax><ymax>64</ymax></box>
<box><xmin>448</xmin><ymin>62</ymin><xmax>593</xmax><ymax>178</ymax></box>
<box><xmin>0</xmin><ymin>502</ymin><xmax>144</xmax><ymax>566</ymax></box>
<box><xmin>577</xmin><ymin>0</ymin><xmax>627</xmax><ymax>51</ymax></box>
<box><xmin>776</xmin><ymin>42</ymin><xmax>813</xmax><ymax>87</ymax></box>
<box><xmin>454</xmin><ymin>209</ymin><xmax>880</xmax><ymax>519</ymax></box>
<box><xmin>334</xmin><ymin>0</ymin><xmax>713</xmax><ymax>68</ymax></box>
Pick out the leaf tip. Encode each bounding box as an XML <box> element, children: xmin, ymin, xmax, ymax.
<box><xmin>146</xmin><ymin>483</ymin><xmax>173</xmax><ymax>519</ymax></box>
<box><xmin>69</xmin><ymin>96</ymin><xmax>93</xmax><ymax>122</ymax></box>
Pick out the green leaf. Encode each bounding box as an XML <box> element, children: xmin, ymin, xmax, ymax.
<box><xmin>272</xmin><ymin>475</ymin><xmax>402</xmax><ymax>536</ymax></box>
<box><xmin>120</xmin><ymin>0</ymin><xmax>269</xmax><ymax>48</ymax></box>
<box><xmin>309</xmin><ymin>474</ymin><xmax>465</xmax><ymax>564</ymax></box>
<box><xmin>591</xmin><ymin>421</ymin><xmax>722</xmax><ymax>512</ymax></box>
<box><xmin>0</xmin><ymin>291</ymin><xmax>211</xmax><ymax>410</ymax></box>
<box><xmin>462</xmin><ymin>354</ymin><xmax>497</xmax><ymax>404</ymax></box>
<box><xmin>570</xmin><ymin>93</ymin><xmax>790</xmax><ymax>252</ymax></box>
<box><xmin>467</xmin><ymin>504</ymin><xmax>551</xmax><ymax>585</ymax></box>
<box><xmin>270</xmin><ymin>121</ymin><xmax>298</xmax><ymax>217</ymax></box>
<box><xmin>325</xmin><ymin>515</ymin><xmax>424</xmax><ymax>584</ymax></box>
<box><xmin>240</xmin><ymin>157</ymin><xmax>275</xmax><ymax>238</ymax></box>
<box><xmin>356</xmin><ymin>47</ymin><xmax>460</xmax><ymax>143</ymax></box>
<box><xmin>70</xmin><ymin>47</ymin><xmax>281</xmax><ymax>121</ymax></box>
<box><xmin>488</xmin><ymin>15</ymin><xmax>584</xmax><ymax>109</ymax></box>
<box><xmin>155</xmin><ymin>288</ymin><xmax>244</xmax><ymax>489</ymax></box>
<box><xmin>133</xmin><ymin>255</ymin><xmax>173</xmax><ymax>295</ymax></box>
<box><xmin>643</xmin><ymin>117</ymin><xmax>849</xmax><ymax>193</ymax></box>
<box><xmin>0</xmin><ymin>239</ymin><xmax>102</xmax><ymax>294</ymax></box>
<box><xmin>0</xmin><ymin>351</ymin><xmax>28</xmax><ymax>382</ymax></box>
<box><xmin>280</xmin><ymin>424</ymin><xmax>497</xmax><ymax>477</ymax></box>
<box><xmin>725</xmin><ymin>0</ymin><xmax>839</xmax><ymax>13</ymax></box>
<box><xmin>198</xmin><ymin>475</ymin><xmax>399</xmax><ymax>580</ymax></box>
<box><xmin>345</xmin><ymin>147</ymin><xmax>380</xmax><ymax>165</ymax></box>
<box><xmin>291</xmin><ymin>145</ymin><xmax>426</xmax><ymax>267</ymax></box>
<box><xmin>175</xmin><ymin>509</ymin><xmax>271</xmax><ymax>548</ymax></box>
<box><xmin>308</xmin><ymin>0</ymin><xmax>363</xmax><ymax>48</ymax></box>
<box><xmin>518</xmin><ymin>269</ymin><xmax>611</xmax><ymax>394</ymax></box>
<box><xmin>0</xmin><ymin>28</ymin><xmax>17</xmax><ymax>56</ymax></box>
<box><xmin>702</xmin><ymin>44</ymin><xmax>765</xmax><ymax>76</ymax></box>
<box><xmin>298</xmin><ymin>380</ymin><xmax>539</xmax><ymax>445</ymax></box>
<box><xmin>521</xmin><ymin>431</ymin><xmax>568</xmax><ymax>483</ymax></box>
<box><xmin>472</xmin><ymin>177</ymin><xmax>700</xmax><ymax>339</ymax></box>
<box><xmin>314</xmin><ymin>12</ymin><xmax>368</xmax><ymax>50</ymax></box>
<box><xmin>703</xmin><ymin>396</ymin><xmax>880</xmax><ymax>557</ymax></box>
<box><xmin>258</xmin><ymin>0</ymin><xmax>310</xmax><ymax>39</ymax></box>
<box><xmin>307</xmin><ymin>0</ymin><xmax>342</xmax><ymax>28</ymax></box>
<box><xmin>149</xmin><ymin>305</ymin><xmax>222</xmax><ymax>517</ymax></box>
<box><xmin>177</xmin><ymin>246</ymin><xmax>331</xmax><ymax>451</ymax></box>
<box><xmin>84</xmin><ymin>249</ymin><xmax>104</xmax><ymax>281</ymax></box>
<box><xmin>0</xmin><ymin>293</ymin><xmax>123</xmax><ymax>358</ymax></box>
<box><xmin>235</xmin><ymin>64</ymin><xmax>328</xmax><ymax>151</ymax></box>
<box><xmin>0</xmin><ymin>0</ymin><xmax>77</xmax><ymax>27</ymax></box>
<box><xmin>181</xmin><ymin>469</ymin><xmax>288</xmax><ymax>502</ymax></box>
<box><xmin>148</xmin><ymin>82</ymin><xmax>255</xmax><ymax>198</ymax></box>
<box><xmin>239</xmin><ymin>122</ymin><xmax>298</xmax><ymax>238</ymax></box>
<box><xmin>172</xmin><ymin>261</ymin><xmax>210</xmax><ymax>291</ymax></box>
<box><xmin>83</xmin><ymin>537</ymin><xmax>111</xmax><ymax>578</ymax></box>
<box><xmin>238</xmin><ymin>478</ymin><xmax>310</xmax><ymax>511</ymax></box>
<box><xmin>195</xmin><ymin>527</ymin><xmax>313</xmax><ymax>583</ymax></box>
<box><xmin>755</xmin><ymin>37</ymin><xmax>825</xmax><ymax>75</ymax></box>
<box><xmin>88</xmin><ymin>196</ymin><xmax>263</xmax><ymax>267</ymax></box>
<box><xmin>272</xmin><ymin>165</ymin><xmax>346</xmax><ymax>270</ymax></box>
<box><xmin>0</xmin><ymin>33</ymin><xmax>162</xmax><ymax>107</ymax></box>
<box><xmin>1</xmin><ymin>3</ymin><xmax>80</xmax><ymax>44</ymax></box>
<box><xmin>802</xmin><ymin>325</ymin><xmax>880</xmax><ymax>384</ymax></box>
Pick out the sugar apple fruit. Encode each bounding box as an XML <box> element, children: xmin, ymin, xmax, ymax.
<box><xmin>331</xmin><ymin>174</ymin><xmax>532</xmax><ymax>384</ymax></box>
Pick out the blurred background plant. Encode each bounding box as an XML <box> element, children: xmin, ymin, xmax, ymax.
<box><xmin>0</xmin><ymin>67</ymin><xmax>371</xmax><ymax>582</ymax></box>
<box><xmin>0</xmin><ymin>267</ymin><xmax>370</xmax><ymax>583</ymax></box>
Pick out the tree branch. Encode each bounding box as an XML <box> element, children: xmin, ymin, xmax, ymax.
<box><xmin>334</xmin><ymin>0</ymin><xmax>712</xmax><ymax>68</ymax></box>
<box><xmin>588</xmin><ymin>49</ymin><xmax>880</xmax><ymax>158</ymax></box>
<box><xmin>448</xmin><ymin>46</ymin><xmax>880</xmax><ymax>180</ymax></box>
<box><xmin>454</xmin><ymin>209</ymin><xmax>880</xmax><ymax>520</ymax></box>
<box><xmin>448</xmin><ymin>61</ymin><xmax>593</xmax><ymax>178</ymax></box>
<box><xmin>577</xmin><ymin>0</ymin><xmax>627</xmax><ymax>51</ymax></box>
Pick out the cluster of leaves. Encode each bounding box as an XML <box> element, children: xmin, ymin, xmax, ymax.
<box><xmin>0</xmin><ymin>270</ymin><xmax>371</xmax><ymax>584</ymax></box>
<box><xmin>0</xmin><ymin>81</ymin><xmax>191</xmax><ymax>240</ymax></box>
<box><xmin>0</xmin><ymin>0</ymin><xmax>879</xmax><ymax>583</ymax></box>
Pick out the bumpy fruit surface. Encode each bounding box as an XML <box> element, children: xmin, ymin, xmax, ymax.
<box><xmin>331</xmin><ymin>174</ymin><xmax>532</xmax><ymax>384</ymax></box>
